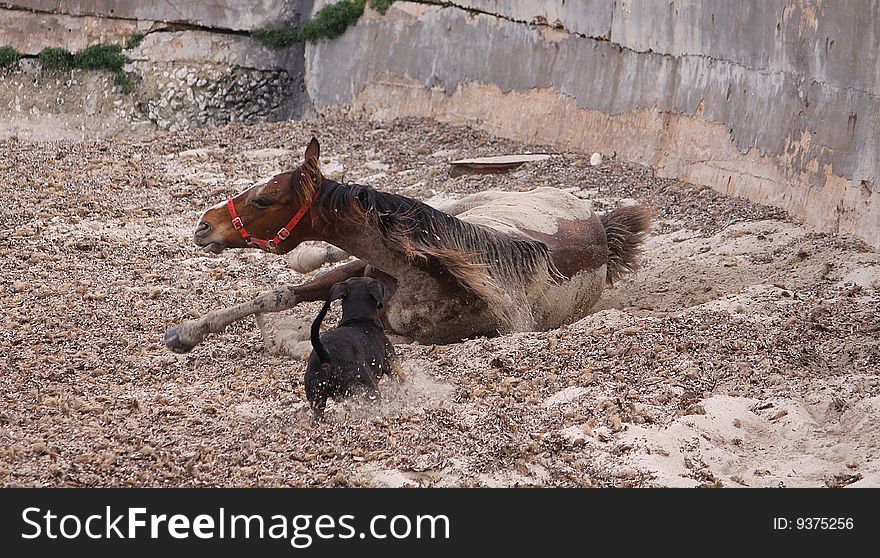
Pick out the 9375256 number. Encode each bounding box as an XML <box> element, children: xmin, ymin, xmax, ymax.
<box><xmin>773</xmin><ymin>517</ymin><xmax>854</xmax><ymax>530</ymax></box>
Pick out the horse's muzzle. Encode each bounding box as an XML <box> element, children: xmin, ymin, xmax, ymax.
<box><xmin>194</xmin><ymin>221</ymin><xmax>212</xmax><ymax>238</ymax></box>
<box><xmin>197</xmin><ymin>241</ymin><xmax>224</xmax><ymax>254</ymax></box>
<box><xmin>193</xmin><ymin>221</ymin><xmax>225</xmax><ymax>253</ymax></box>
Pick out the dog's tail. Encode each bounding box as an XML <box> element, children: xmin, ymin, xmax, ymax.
<box><xmin>601</xmin><ymin>204</ymin><xmax>652</xmax><ymax>285</ymax></box>
<box><xmin>310</xmin><ymin>299</ymin><xmax>333</xmax><ymax>364</ymax></box>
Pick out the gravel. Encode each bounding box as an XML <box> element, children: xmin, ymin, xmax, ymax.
<box><xmin>1</xmin><ymin>117</ymin><xmax>878</xmax><ymax>487</ymax></box>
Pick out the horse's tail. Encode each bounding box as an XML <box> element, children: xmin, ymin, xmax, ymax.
<box><xmin>601</xmin><ymin>204</ymin><xmax>652</xmax><ymax>285</ymax></box>
<box><xmin>310</xmin><ymin>299</ymin><xmax>333</xmax><ymax>364</ymax></box>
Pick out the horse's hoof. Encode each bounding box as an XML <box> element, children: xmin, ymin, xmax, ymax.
<box><xmin>164</xmin><ymin>326</ymin><xmax>195</xmax><ymax>354</ymax></box>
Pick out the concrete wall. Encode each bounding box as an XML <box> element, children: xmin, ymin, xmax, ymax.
<box><xmin>0</xmin><ymin>0</ymin><xmax>299</xmax><ymax>30</ymax></box>
<box><xmin>304</xmin><ymin>0</ymin><xmax>879</xmax><ymax>248</ymax></box>
<box><xmin>0</xmin><ymin>8</ymin><xmax>143</xmax><ymax>54</ymax></box>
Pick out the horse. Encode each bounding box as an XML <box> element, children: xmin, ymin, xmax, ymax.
<box><xmin>164</xmin><ymin>138</ymin><xmax>651</xmax><ymax>353</ymax></box>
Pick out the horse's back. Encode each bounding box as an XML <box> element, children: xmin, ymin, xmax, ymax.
<box><xmin>455</xmin><ymin>187</ymin><xmax>596</xmax><ymax>237</ymax></box>
<box><xmin>456</xmin><ymin>187</ymin><xmax>609</xmax><ymax>330</ymax></box>
<box><xmin>455</xmin><ymin>187</ymin><xmax>607</xmax><ymax>275</ymax></box>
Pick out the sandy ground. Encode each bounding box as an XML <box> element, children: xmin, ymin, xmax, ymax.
<box><xmin>1</xmin><ymin>118</ymin><xmax>878</xmax><ymax>487</ymax></box>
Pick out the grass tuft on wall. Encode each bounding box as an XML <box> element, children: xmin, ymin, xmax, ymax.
<box><xmin>37</xmin><ymin>44</ymin><xmax>134</xmax><ymax>93</ymax></box>
<box><xmin>251</xmin><ymin>0</ymin><xmax>396</xmax><ymax>49</ymax></box>
<box><xmin>0</xmin><ymin>46</ymin><xmax>22</xmax><ymax>68</ymax></box>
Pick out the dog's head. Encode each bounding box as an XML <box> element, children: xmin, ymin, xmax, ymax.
<box><xmin>328</xmin><ymin>277</ymin><xmax>386</xmax><ymax>322</ymax></box>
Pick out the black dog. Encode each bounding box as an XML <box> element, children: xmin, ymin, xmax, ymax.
<box><xmin>305</xmin><ymin>277</ymin><xmax>404</xmax><ymax>421</ymax></box>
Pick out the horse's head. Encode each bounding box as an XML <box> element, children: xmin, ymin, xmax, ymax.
<box><xmin>193</xmin><ymin>138</ymin><xmax>323</xmax><ymax>255</ymax></box>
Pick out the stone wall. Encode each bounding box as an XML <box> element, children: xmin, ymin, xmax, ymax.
<box><xmin>128</xmin><ymin>31</ymin><xmax>303</xmax><ymax>131</ymax></box>
<box><xmin>303</xmin><ymin>1</ymin><xmax>880</xmax><ymax>248</ymax></box>
<box><xmin>0</xmin><ymin>0</ymin><xmax>307</xmax><ymax>137</ymax></box>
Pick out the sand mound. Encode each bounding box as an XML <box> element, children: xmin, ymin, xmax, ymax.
<box><xmin>622</xmin><ymin>395</ymin><xmax>879</xmax><ymax>487</ymax></box>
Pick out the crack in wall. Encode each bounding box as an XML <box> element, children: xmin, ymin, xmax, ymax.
<box><xmin>413</xmin><ymin>0</ymin><xmax>610</xmax><ymax>41</ymax></box>
<box><xmin>408</xmin><ymin>1</ymin><xmax>880</xmax><ymax>103</ymax></box>
<box><xmin>0</xmin><ymin>3</ymin><xmax>265</xmax><ymax>38</ymax></box>
<box><xmin>0</xmin><ymin>3</ymin><xmax>250</xmax><ymax>37</ymax></box>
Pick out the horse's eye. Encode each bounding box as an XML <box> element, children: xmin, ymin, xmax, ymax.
<box><xmin>252</xmin><ymin>198</ymin><xmax>274</xmax><ymax>208</ymax></box>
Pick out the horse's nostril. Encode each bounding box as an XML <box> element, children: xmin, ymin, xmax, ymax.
<box><xmin>195</xmin><ymin>221</ymin><xmax>212</xmax><ymax>237</ymax></box>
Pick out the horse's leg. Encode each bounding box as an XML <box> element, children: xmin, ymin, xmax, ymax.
<box><xmin>164</xmin><ymin>259</ymin><xmax>369</xmax><ymax>353</ymax></box>
<box><xmin>254</xmin><ymin>313</ymin><xmax>278</xmax><ymax>354</ymax></box>
<box><xmin>288</xmin><ymin>242</ymin><xmax>351</xmax><ymax>273</ymax></box>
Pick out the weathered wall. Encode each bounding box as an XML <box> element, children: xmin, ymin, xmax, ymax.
<box><xmin>0</xmin><ymin>0</ymin><xmax>307</xmax><ymax>136</ymax></box>
<box><xmin>128</xmin><ymin>31</ymin><xmax>304</xmax><ymax>131</ymax></box>
<box><xmin>0</xmin><ymin>8</ymin><xmax>144</xmax><ymax>54</ymax></box>
<box><xmin>0</xmin><ymin>59</ymin><xmax>151</xmax><ymax>140</ymax></box>
<box><xmin>0</xmin><ymin>0</ymin><xmax>876</xmax><ymax>246</ymax></box>
<box><xmin>304</xmin><ymin>1</ymin><xmax>880</xmax><ymax>247</ymax></box>
<box><xmin>0</xmin><ymin>0</ymin><xmax>298</xmax><ymax>31</ymax></box>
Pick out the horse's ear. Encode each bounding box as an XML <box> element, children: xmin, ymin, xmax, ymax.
<box><xmin>367</xmin><ymin>280</ymin><xmax>385</xmax><ymax>309</ymax></box>
<box><xmin>297</xmin><ymin>137</ymin><xmax>322</xmax><ymax>197</ymax></box>
<box><xmin>328</xmin><ymin>282</ymin><xmax>348</xmax><ymax>302</ymax></box>
<box><xmin>304</xmin><ymin>137</ymin><xmax>320</xmax><ymax>163</ymax></box>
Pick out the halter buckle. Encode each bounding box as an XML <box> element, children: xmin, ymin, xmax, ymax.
<box><xmin>231</xmin><ymin>217</ymin><xmax>243</xmax><ymax>229</ymax></box>
<box><xmin>276</xmin><ymin>227</ymin><xmax>290</xmax><ymax>240</ymax></box>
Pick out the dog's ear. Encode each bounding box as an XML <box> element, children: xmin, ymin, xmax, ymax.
<box><xmin>328</xmin><ymin>282</ymin><xmax>349</xmax><ymax>302</ymax></box>
<box><xmin>367</xmin><ymin>281</ymin><xmax>385</xmax><ymax>309</ymax></box>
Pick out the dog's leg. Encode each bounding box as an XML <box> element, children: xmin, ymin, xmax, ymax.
<box><xmin>390</xmin><ymin>360</ymin><xmax>407</xmax><ymax>383</ymax></box>
<box><xmin>164</xmin><ymin>259</ymin><xmax>369</xmax><ymax>353</ymax></box>
<box><xmin>311</xmin><ymin>398</ymin><xmax>327</xmax><ymax>424</ymax></box>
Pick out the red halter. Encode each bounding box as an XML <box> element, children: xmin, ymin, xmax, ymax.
<box><xmin>226</xmin><ymin>190</ymin><xmax>319</xmax><ymax>254</ymax></box>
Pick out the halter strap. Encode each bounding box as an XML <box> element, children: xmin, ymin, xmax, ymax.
<box><xmin>226</xmin><ymin>189</ymin><xmax>319</xmax><ymax>254</ymax></box>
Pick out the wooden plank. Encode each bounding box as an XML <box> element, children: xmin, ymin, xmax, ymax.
<box><xmin>449</xmin><ymin>154</ymin><xmax>552</xmax><ymax>176</ymax></box>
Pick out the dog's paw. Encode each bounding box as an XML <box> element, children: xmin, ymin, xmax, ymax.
<box><xmin>391</xmin><ymin>361</ymin><xmax>407</xmax><ymax>383</ymax></box>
